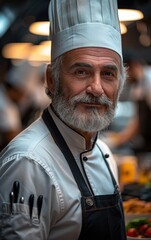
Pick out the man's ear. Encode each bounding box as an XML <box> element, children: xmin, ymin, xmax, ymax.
<box><xmin>46</xmin><ymin>64</ymin><xmax>54</xmax><ymax>94</ymax></box>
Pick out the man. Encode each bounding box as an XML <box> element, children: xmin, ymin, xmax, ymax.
<box><xmin>0</xmin><ymin>0</ymin><xmax>127</xmax><ymax>239</ymax></box>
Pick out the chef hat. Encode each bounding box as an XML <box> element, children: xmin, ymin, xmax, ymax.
<box><xmin>49</xmin><ymin>0</ymin><xmax>122</xmax><ymax>61</ymax></box>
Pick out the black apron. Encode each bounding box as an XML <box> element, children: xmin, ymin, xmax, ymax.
<box><xmin>42</xmin><ymin>108</ymin><xmax>126</xmax><ymax>240</ymax></box>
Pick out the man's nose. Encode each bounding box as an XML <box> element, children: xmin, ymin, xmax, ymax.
<box><xmin>86</xmin><ymin>75</ymin><xmax>104</xmax><ymax>97</ymax></box>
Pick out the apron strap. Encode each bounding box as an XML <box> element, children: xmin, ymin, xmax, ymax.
<box><xmin>104</xmin><ymin>156</ymin><xmax>119</xmax><ymax>193</ymax></box>
<box><xmin>42</xmin><ymin>108</ymin><xmax>92</xmax><ymax>197</ymax></box>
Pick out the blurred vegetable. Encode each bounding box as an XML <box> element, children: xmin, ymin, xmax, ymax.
<box><xmin>139</xmin><ymin>224</ymin><xmax>149</xmax><ymax>234</ymax></box>
<box><xmin>127</xmin><ymin>228</ymin><xmax>139</xmax><ymax>237</ymax></box>
<box><xmin>145</xmin><ymin>227</ymin><xmax>151</xmax><ymax>238</ymax></box>
<box><xmin>126</xmin><ymin>217</ymin><xmax>151</xmax><ymax>238</ymax></box>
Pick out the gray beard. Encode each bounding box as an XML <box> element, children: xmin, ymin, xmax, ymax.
<box><xmin>52</xmin><ymin>88</ymin><xmax>115</xmax><ymax>132</ymax></box>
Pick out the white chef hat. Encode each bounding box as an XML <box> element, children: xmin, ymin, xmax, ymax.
<box><xmin>49</xmin><ymin>0</ymin><xmax>122</xmax><ymax>61</ymax></box>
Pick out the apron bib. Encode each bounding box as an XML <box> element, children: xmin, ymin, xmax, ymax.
<box><xmin>42</xmin><ymin>108</ymin><xmax>126</xmax><ymax>240</ymax></box>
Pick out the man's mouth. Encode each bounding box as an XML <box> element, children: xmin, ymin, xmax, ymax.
<box><xmin>79</xmin><ymin>102</ymin><xmax>109</xmax><ymax>111</ymax></box>
<box><xmin>82</xmin><ymin>102</ymin><xmax>101</xmax><ymax>107</ymax></box>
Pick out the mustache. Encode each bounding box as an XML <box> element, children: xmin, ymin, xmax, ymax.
<box><xmin>70</xmin><ymin>94</ymin><xmax>113</xmax><ymax>107</ymax></box>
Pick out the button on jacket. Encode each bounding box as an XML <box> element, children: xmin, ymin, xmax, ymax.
<box><xmin>0</xmin><ymin>106</ymin><xmax>119</xmax><ymax>240</ymax></box>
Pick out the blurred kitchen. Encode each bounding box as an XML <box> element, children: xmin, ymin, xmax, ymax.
<box><xmin>0</xmin><ymin>0</ymin><xmax>151</xmax><ymax>235</ymax></box>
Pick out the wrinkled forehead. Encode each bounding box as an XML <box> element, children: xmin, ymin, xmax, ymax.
<box><xmin>62</xmin><ymin>47</ymin><xmax>121</xmax><ymax>70</ymax></box>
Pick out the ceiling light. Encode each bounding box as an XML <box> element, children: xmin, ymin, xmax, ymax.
<box><xmin>27</xmin><ymin>45</ymin><xmax>51</xmax><ymax>62</ymax></box>
<box><xmin>2</xmin><ymin>43</ymin><xmax>32</xmax><ymax>59</ymax></box>
<box><xmin>118</xmin><ymin>9</ymin><xmax>144</xmax><ymax>22</ymax></box>
<box><xmin>2</xmin><ymin>41</ymin><xmax>51</xmax><ymax>63</ymax></box>
<box><xmin>120</xmin><ymin>23</ymin><xmax>127</xmax><ymax>35</ymax></box>
<box><xmin>29</xmin><ymin>21</ymin><xmax>50</xmax><ymax>36</ymax></box>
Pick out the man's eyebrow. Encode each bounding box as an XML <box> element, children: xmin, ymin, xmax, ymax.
<box><xmin>103</xmin><ymin>64</ymin><xmax>118</xmax><ymax>72</ymax></box>
<box><xmin>68</xmin><ymin>62</ymin><xmax>119</xmax><ymax>72</ymax></box>
<box><xmin>69</xmin><ymin>62</ymin><xmax>92</xmax><ymax>70</ymax></box>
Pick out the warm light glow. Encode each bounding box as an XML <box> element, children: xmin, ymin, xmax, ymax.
<box><xmin>28</xmin><ymin>44</ymin><xmax>51</xmax><ymax>62</ymax></box>
<box><xmin>118</xmin><ymin>9</ymin><xmax>144</xmax><ymax>22</ymax></box>
<box><xmin>2</xmin><ymin>41</ymin><xmax>51</xmax><ymax>63</ymax></box>
<box><xmin>120</xmin><ymin>23</ymin><xmax>127</xmax><ymax>34</ymax></box>
<box><xmin>40</xmin><ymin>40</ymin><xmax>51</xmax><ymax>46</ymax></box>
<box><xmin>29</xmin><ymin>21</ymin><xmax>50</xmax><ymax>36</ymax></box>
<box><xmin>2</xmin><ymin>43</ymin><xmax>32</xmax><ymax>59</ymax></box>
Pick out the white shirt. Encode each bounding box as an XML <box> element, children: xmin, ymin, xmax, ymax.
<box><xmin>0</xmin><ymin>106</ymin><xmax>118</xmax><ymax>240</ymax></box>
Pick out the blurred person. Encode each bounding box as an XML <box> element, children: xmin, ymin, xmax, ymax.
<box><xmin>0</xmin><ymin>66</ymin><xmax>26</xmax><ymax>151</ymax></box>
<box><xmin>0</xmin><ymin>0</ymin><xmax>127</xmax><ymax>239</ymax></box>
<box><xmin>21</xmin><ymin>64</ymin><xmax>51</xmax><ymax>128</ymax></box>
<box><xmin>33</xmin><ymin>64</ymin><xmax>51</xmax><ymax>110</ymax></box>
<box><xmin>108</xmin><ymin>51</ymin><xmax>151</xmax><ymax>154</ymax></box>
<box><xmin>0</xmin><ymin>62</ymin><xmax>49</xmax><ymax>150</ymax></box>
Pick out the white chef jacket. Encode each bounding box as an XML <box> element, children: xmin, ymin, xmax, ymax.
<box><xmin>0</xmin><ymin>106</ymin><xmax>118</xmax><ymax>240</ymax></box>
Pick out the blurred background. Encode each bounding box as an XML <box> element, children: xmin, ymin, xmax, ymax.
<box><xmin>0</xmin><ymin>0</ymin><xmax>151</xmax><ymax>192</ymax></box>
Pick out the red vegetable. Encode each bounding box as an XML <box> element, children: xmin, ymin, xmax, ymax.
<box><xmin>126</xmin><ymin>228</ymin><xmax>139</xmax><ymax>237</ymax></box>
<box><xmin>139</xmin><ymin>224</ymin><xmax>149</xmax><ymax>234</ymax></box>
<box><xmin>126</xmin><ymin>218</ymin><xmax>151</xmax><ymax>238</ymax></box>
<box><xmin>145</xmin><ymin>227</ymin><xmax>151</xmax><ymax>238</ymax></box>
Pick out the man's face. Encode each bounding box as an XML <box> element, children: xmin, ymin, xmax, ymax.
<box><xmin>50</xmin><ymin>47</ymin><xmax>121</xmax><ymax>133</ymax></box>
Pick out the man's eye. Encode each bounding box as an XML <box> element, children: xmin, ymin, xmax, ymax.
<box><xmin>76</xmin><ymin>69</ymin><xmax>86</xmax><ymax>75</ymax></box>
<box><xmin>103</xmin><ymin>71</ymin><xmax>114</xmax><ymax>76</ymax></box>
<box><xmin>75</xmin><ymin>69</ymin><xmax>89</xmax><ymax>77</ymax></box>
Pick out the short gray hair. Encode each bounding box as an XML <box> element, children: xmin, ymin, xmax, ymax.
<box><xmin>51</xmin><ymin>56</ymin><xmax>63</xmax><ymax>88</ymax></box>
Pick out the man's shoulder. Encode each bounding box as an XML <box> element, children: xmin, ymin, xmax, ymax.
<box><xmin>0</xmin><ymin>118</ymin><xmax>50</xmax><ymax>160</ymax></box>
